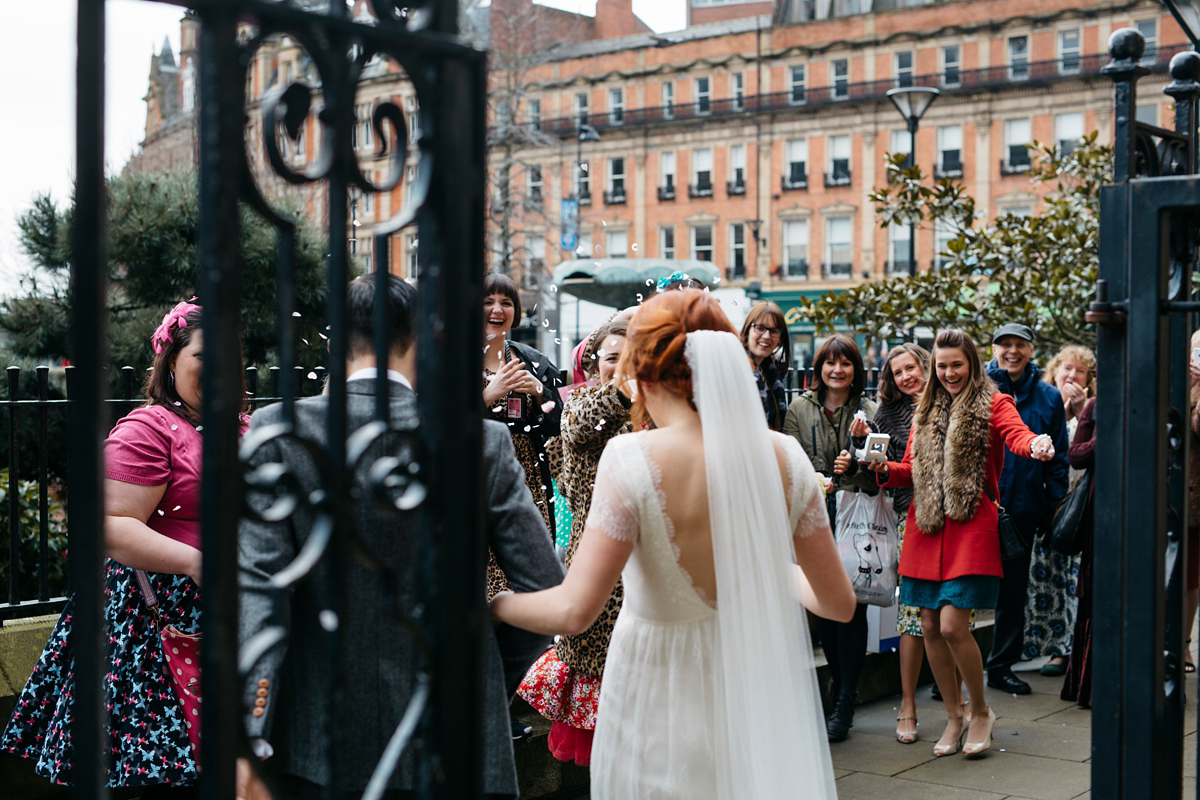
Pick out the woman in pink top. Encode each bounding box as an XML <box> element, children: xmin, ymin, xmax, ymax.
<box><xmin>1</xmin><ymin>300</ymin><xmax>245</xmax><ymax>794</ymax></box>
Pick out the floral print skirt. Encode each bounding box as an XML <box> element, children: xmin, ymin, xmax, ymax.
<box><xmin>1023</xmin><ymin>537</ymin><xmax>1079</xmax><ymax>659</ymax></box>
<box><xmin>518</xmin><ymin>646</ymin><xmax>602</xmax><ymax>731</ymax></box>
<box><xmin>0</xmin><ymin>561</ymin><xmax>200</xmax><ymax>787</ymax></box>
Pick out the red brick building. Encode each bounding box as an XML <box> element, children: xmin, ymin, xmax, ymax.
<box><xmin>132</xmin><ymin>0</ymin><xmax>1187</xmax><ymax>353</ymax></box>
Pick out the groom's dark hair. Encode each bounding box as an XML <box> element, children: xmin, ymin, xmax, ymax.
<box><xmin>346</xmin><ymin>274</ymin><xmax>417</xmax><ymax>358</ymax></box>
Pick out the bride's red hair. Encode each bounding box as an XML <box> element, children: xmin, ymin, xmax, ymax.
<box><xmin>616</xmin><ymin>289</ymin><xmax>737</xmax><ymax>427</ymax></box>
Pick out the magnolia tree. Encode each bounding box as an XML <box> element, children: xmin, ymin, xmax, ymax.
<box><xmin>799</xmin><ymin>133</ymin><xmax>1111</xmax><ymax>356</ymax></box>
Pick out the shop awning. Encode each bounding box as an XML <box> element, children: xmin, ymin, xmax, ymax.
<box><xmin>551</xmin><ymin>258</ymin><xmax>721</xmax><ymax>308</ymax></box>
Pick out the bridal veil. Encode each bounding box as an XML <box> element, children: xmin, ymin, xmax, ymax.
<box><xmin>685</xmin><ymin>330</ymin><xmax>837</xmax><ymax>799</ymax></box>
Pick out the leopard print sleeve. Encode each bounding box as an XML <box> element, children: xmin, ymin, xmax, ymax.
<box><xmin>560</xmin><ymin>382</ymin><xmax>632</xmax><ymax>453</ymax></box>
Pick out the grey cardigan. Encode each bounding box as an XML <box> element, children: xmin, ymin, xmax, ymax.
<box><xmin>238</xmin><ymin>379</ymin><xmax>564</xmax><ymax>795</ymax></box>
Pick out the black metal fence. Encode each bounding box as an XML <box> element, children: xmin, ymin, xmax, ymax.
<box><xmin>0</xmin><ymin>360</ymin><xmax>881</xmax><ymax>626</ymax></box>
<box><xmin>0</xmin><ymin>365</ymin><xmax>327</xmax><ymax>624</ymax></box>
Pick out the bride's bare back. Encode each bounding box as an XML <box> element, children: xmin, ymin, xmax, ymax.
<box><xmin>643</xmin><ymin>426</ymin><xmax>796</xmax><ymax>605</ymax></box>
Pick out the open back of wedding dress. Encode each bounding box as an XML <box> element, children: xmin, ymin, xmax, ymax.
<box><xmin>589</xmin><ymin>330</ymin><xmax>838</xmax><ymax>800</ymax></box>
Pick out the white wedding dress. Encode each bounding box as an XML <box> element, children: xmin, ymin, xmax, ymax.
<box><xmin>588</xmin><ymin>331</ymin><xmax>839</xmax><ymax>800</ymax></box>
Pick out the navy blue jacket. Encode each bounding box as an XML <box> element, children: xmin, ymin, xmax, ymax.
<box><xmin>986</xmin><ymin>360</ymin><xmax>1070</xmax><ymax>534</ymax></box>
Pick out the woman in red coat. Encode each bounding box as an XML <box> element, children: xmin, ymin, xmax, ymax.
<box><xmin>867</xmin><ymin>329</ymin><xmax>1055</xmax><ymax>759</ymax></box>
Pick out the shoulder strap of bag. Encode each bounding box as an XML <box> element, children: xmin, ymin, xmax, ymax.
<box><xmin>982</xmin><ymin>484</ymin><xmax>1004</xmax><ymax>511</ymax></box>
<box><xmin>134</xmin><ymin>569</ymin><xmax>159</xmax><ymax>610</ymax></box>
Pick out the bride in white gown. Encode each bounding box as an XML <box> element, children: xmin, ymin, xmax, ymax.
<box><xmin>491</xmin><ymin>289</ymin><xmax>856</xmax><ymax>799</ymax></box>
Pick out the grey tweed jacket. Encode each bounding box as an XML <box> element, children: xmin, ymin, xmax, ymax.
<box><xmin>238</xmin><ymin>379</ymin><xmax>564</xmax><ymax>795</ymax></box>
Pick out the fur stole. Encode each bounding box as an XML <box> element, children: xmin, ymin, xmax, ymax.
<box><xmin>910</xmin><ymin>388</ymin><xmax>994</xmax><ymax>533</ymax></box>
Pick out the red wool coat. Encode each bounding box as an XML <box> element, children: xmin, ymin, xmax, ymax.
<box><xmin>881</xmin><ymin>393</ymin><xmax>1038</xmax><ymax>581</ymax></box>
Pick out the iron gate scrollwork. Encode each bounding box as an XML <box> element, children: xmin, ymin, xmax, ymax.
<box><xmin>1091</xmin><ymin>26</ymin><xmax>1200</xmax><ymax>800</ymax></box>
<box><xmin>72</xmin><ymin>1</ymin><xmax>486</xmax><ymax>799</ymax></box>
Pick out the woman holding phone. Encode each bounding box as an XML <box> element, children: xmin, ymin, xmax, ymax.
<box><xmin>482</xmin><ymin>272</ymin><xmax>563</xmax><ymax>597</ymax></box>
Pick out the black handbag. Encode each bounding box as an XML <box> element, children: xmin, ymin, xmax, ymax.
<box><xmin>984</xmin><ymin>485</ymin><xmax>1029</xmax><ymax>560</ymax></box>
<box><xmin>1049</xmin><ymin>470</ymin><xmax>1091</xmax><ymax>556</ymax></box>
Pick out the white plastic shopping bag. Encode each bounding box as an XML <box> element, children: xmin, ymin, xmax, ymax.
<box><xmin>833</xmin><ymin>490</ymin><xmax>898</xmax><ymax>607</ymax></box>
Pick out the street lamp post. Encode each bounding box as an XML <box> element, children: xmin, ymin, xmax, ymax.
<box><xmin>886</xmin><ymin>87</ymin><xmax>940</xmax><ymax>277</ymax></box>
<box><xmin>576</xmin><ymin>124</ymin><xmax>600</xmax><ymax>211</ymax></box>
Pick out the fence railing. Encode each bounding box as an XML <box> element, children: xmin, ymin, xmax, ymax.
<box><xmin>501</xmin><ymin>47</ymin><xmax>1173</xmax><ymax>140</ymax></box>
<box><xmin>0</xmin><ymin>364</ymin><xmax>326</xmax><ymax>624</ymax></box>
<box><xmin>2</xmin><ymin>362</ymin><xmax>878</xmax><ymax>622</ymax></box>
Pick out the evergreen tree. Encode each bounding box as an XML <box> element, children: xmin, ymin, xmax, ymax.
<box><xmin>2</xmin><ymin>169</ymin><xmax>333</xmax><ymax>371</ymax></box>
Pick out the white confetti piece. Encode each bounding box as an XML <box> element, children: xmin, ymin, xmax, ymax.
<box><xmin>292</xmin><ymin>311</ymin><xmax>302</xmax><ymax>317</ymax></box>
<box><xmin>541</xmin><ymin>400</ymin><xmax>555</xmax><ymax>413</ymax></box>
<box><xmin>307</xmin><ymin>372</ymin><xmax>318</xmax><ymax>380</ymax></box>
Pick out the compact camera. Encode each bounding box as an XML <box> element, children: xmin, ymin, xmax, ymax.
<box><xmin>861</xmin><ymin>433</ymin><xmax>891</xmax><ymax>463</ymax></box>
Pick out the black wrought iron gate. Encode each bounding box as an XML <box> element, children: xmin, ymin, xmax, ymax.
<box><xmin>1091</xmin><ymin>26</ymin><xmax>1200</xmax><ymax>800</ymax></box>
<box><xmin>71</xmin><ymin>1</ymin><xmax>485</xmax><ymax>798</ymax></box>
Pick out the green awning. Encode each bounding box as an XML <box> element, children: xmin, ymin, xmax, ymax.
<box><xmin>747</xmin><ymin>286</ymin><xmax>850</xmax><ymax>333</ymax></box>
<box><xmin>551</xmin><ymin>258</ymin><xmax>721</xmax><ymax>308</ymax></box>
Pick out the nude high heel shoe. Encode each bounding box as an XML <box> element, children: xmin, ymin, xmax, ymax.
<box><xmin>932</xmin><ymin>721</ymin><xmax>966</xmax><ymax>756</ymax></box>
<box><xmin>963</xmin><ymin>707</ymin><xmax>996</xmax><ymax>756</ymax></box>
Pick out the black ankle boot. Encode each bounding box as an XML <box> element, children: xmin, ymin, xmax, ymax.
<box><xmin>826</xmin><ymin>690</ymin><xmax>855</xmax><ymax>742</ymax></box>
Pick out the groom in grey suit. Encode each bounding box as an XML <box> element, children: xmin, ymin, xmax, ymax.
<box><xmin>237</xmin><ymin>274</ymin><xmax>564</xmax><ymax>799</ymax></box>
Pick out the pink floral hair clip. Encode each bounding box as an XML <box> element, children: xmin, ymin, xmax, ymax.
<box><xmin>152</xmin><ymin>298</ymin><xmax>202</xmax><ymax>355</ymax></box>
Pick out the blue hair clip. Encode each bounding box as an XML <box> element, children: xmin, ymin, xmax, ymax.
<box><xmin>656</xmin><ymin>271</ymin><xmax>690</xmax><ymax>291</ymax></box>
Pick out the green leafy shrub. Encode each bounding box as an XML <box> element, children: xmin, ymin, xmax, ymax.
<box><xmin>0</xmin><ymin>468</ymin><xmax>68</xmax><ymax>602</ymax></box>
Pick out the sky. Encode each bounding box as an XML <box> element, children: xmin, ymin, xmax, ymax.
<box><xmin>0</xmin><ymin>0</ymin><xmax>686</xmax><ymax>297</ymax></box>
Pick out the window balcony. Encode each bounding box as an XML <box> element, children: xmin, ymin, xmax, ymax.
<box><xmin>577</xmin><ymin>190</ymin><xmax>591</xmax><ymax>207</ymax></box>
<box><xmin>824</xmin><ymin>169</ymin><xmax>852</xmax><ymax>188</ymax></box>
<box><xmin>603</xmin><ymin>189</ymin><xmax>627</xmax><ymax>205</ymax></box>
<box><xmin>886</xmin><ymin>259</ymin><xmax>913</xmax><ymax>276</ymax></box>
<box><xmin>781</xmin><ymin>173</ymin><xmax>808</xmax><ymax>191</ymax></box>
<box><xmin>1000</xmin><ymin>146</ymin><xmax>1031</xmax><ymax>175</ymax></box>
<box><xmin>657</xmin><ymin>185</ymin><xmax>676</xmax><ymax>201</ymax></box>
<box><xmin>726</xmin><ymin>179</ymin><xmax>746</xmax><ymax>196</ymax></box>
<box><xmin>935</xmin><ymin>156</ymin><xmax>963</xmax><ymax>179</ymax></box>
<box><xmin>825</xmin><ymin>262</ymin><xmax>853</xmax><ymax>279</ymax></box>
<box><xmin>783</xmin><ymin>259</ymin><xmax>809</xmax><ymax>280</ymax></box>
<box><xmin>727</xmin><ymin>263</ymin><xmax>746</xmax><ymax>281</ymax></box>
<box><xmin>688</xmin><ymin>181</ymin><xmax>714</xmax><ymax>199</ymax></box>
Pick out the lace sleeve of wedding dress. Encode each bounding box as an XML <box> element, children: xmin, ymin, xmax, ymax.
<box><xmin>778</xmin><ymin>433</ymin><xmax>827</xmax><ymax>539</ymax></box>
<box><xmin>583</xmin><ymin>437</ymin><xmax>640</xmax><ymax>543</ymax></box>
<box><xmin>686</xmin><ymin>331</ymin><xmax>838</xmax><ymax>800</ymax></box>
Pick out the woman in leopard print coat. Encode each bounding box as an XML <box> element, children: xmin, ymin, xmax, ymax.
<box><xmin>518</xmin><ymin>316</ymin><xmax>633</xmax><ymax>766</ymax></box>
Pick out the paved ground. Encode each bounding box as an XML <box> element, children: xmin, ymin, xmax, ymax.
<box><xmin>828</xmin><ymin>659</ymin><xmax>1196</xmax><ymax>800</ymax></box>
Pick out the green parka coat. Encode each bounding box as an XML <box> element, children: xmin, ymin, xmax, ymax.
<box><xmin>782</xmin><ymin>390</ymin><xmax>879</xmax><ymax>496</ymax></box>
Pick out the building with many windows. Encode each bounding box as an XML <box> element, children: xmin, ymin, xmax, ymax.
<box><xmin>133</xmin><ymin>0</ymin><xmax>1188</xmax><ymax>354</ymax></box>
<box><xmin>498</xmin><ymin>0</ymin><xmax>1184</xmax><ymax>352</ymax></box>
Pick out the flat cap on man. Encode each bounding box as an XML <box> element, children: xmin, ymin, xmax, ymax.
<box><xmin>993</xmin><ymin>323</ymin><xmax>1034</xmax><ymax>343</ymax></box>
